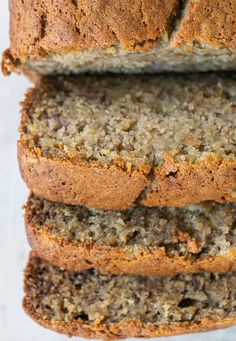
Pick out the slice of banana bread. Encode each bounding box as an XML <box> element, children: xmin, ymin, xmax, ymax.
<box><xmin>24</xmin><ymin>254</ymin><xmax>236</xmax><ymax>339</ymax></box>
<box><xmin>3</xmin><ymin>0</ymin><xmax>236</xmax><ymax>76</ymax></box>
<box><xmin>26</xmin><ymin>195</ymin><xmax>236</xmax><ymax>276</ymax></box>
<box><xmin>19</xmin><ymin>74</ymin><xmax>236</xmax><ymax>210</ymax></box>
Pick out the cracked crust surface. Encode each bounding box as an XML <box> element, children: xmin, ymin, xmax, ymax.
<box><xmin>19</xmin><ymin>143</ymin><xmax>236</xmax><ymax>209</ymax></box>
<box><xmin>26</xmin><ymin>195</ymin><xmax>236</xmax><ymax>275</ymax></box>
<box><xmin>2</xmin><ymin>0</ymin><xmax>236</xmax><ymax>75</ymax></box>
<box><xmin>24</xmin><ymin>254</ymin><xmax>236</xmax><ymax>339</ymax></box>
<box><xmin>18</xmin><ymin>74</ymin><xmax>236</xmax><ymax>210</ymax></box>
<box><xmin>173</xmin><ymin>0</ymin><xmax>236</xmax><ymax>48</ymax></box>
<box><xmin>8</xmin><ymin>0</ymin><xmax>179</xmax><ymax>56</ymax></box>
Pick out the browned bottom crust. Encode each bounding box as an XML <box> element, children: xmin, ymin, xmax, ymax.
<box><xmin>25</xmin><ymin>199</ymin><xmax>236</xmax><ymax>276</ymax></box>
<box><xmin>23</xmin><ymin>254</ymin><xmax>236</xmax><ymax>339</ymax></box>
<box><xmin>19</xmin><ymin>142</ymin><xmax>236</xmax><ymax>210</ymax></box>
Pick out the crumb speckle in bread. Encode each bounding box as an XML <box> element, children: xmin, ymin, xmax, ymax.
<box><xmin>23</xmin><ymin>254</ymin><xmax>236</xmax><ymax>338</ymax></box>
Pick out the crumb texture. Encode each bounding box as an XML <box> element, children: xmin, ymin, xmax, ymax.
<box><xmin>25</xmin><ymin>256</ymin><xmax>236</xmax><ymax>326</ymax></box>
<box><xmin>24</xmin><ymin>46</ymin><xmax>236</xmax><ymax>75</ymax></box>
<box><xmin>20</xmin><ymin>74</ymin><xmax>236</xmax><ymax>168</ymax></box>
<box><xmin>28</xmin><ymin>195</ymin><xmax>236</xmax><ymax>258</ymax></box>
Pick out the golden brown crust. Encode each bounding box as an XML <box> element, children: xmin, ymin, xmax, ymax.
<box><xmin>23</xmin><ymin>254</ymin><xmax>236</xmax><ymax>339</ymax></box>
<box><xmin>142</xmin><ymin>155</ymin><xmax>236</xmax><ymax>207</ymax></box>
<box><xmin>173</xmin><ymin>0</ymin><xmax>236</xmax><ymax>48</ymax></box>
<box><xmin>3</xmin><ymin>0</ymin><xmax>236</xmax><ymax>76</ymax></box>
<box><xmin>25</xmin><ymin>199</ymin><xmax>236</xmax><ymax>276</ymax></box>
<box><xmin>18</xmin><ymin>141</ymin><xmax>148</xmax><ymax>210</ymax></box>
<box><xmin>18</xmin><ymin>141</ymin><xmax>236</xmax><ymax>210</ymax></box>
<box><xmin>1</xmin><ymin>49</ymin><xmax>16</xmax><ymax>76</ymax></box>
<box><xmin>8</xmin><ymin>0</ymin><xmax>179</xmax><ymax>59</ymax></box>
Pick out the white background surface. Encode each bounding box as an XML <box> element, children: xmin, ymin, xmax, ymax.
<box><xmin>0</xmin><ymin>1</ymin><xmax>236</xmax><ymax>340</ymax></box>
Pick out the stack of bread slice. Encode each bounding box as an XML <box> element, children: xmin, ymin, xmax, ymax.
<box><xmin>3</xmin><ymin>1</ymin><xmax>236</xmax><ymax>339</ymax></box>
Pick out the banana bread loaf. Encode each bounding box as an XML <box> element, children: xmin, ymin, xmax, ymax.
<box><xmin>19</xmin><ymin>74</ymin><xmax>236</xmax><ymax>210</ymax></box>
<box><xmin>24</xmin><ymin>254</ymin><xmax>236</xmax><ymax>339</ymax></box>
<box><xmin>3</xmin><ymin>0</ymin><xmax>236</xmax><ymax>76</ymax></box>
<box><xmin>26</xmin><ymin>195</ymin><xmax>236</xmax><ymax>276</ymax></box>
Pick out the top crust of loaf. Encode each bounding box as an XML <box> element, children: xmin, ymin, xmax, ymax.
<box><xmin>8</xmin><ymin>0</ymin><xmax>179</xmax><ymax>59</ymax></box>
<box><xmin>3</xmin><ymin>0</ymin><xmax>236</xmax><ymax>76</ymax></box>
<box><xmin>19</xmin><ymin>142</ymin><xmax>236</xmax><ymax>209</ymax></box>
<box><xmin>173</xmin><ymin>0</ymin><xmax>236</xmax><ymax>48</ymax></box>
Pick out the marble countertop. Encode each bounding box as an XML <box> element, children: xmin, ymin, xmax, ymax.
<box><xmin>0</xmin><ymin>2</ymin><xmax>236</xmax><ymax>340</ymax></box>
